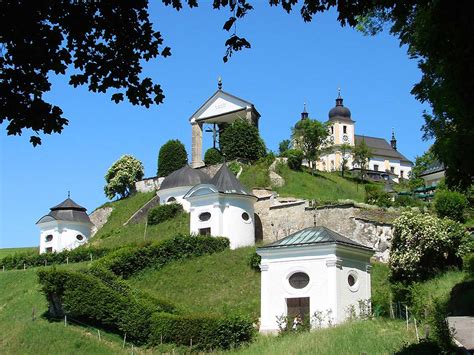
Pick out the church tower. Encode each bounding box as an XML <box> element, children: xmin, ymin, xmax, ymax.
<box><xmin>327</xmin><ymin>89</ymin><xmax>355</xmax><ymax>146</ymax></box>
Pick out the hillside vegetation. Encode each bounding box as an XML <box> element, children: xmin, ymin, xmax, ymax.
<box><xmin>91</xmin><ymin>192</ymin><xmax>189</xmax><ymax>248</ymax></box>
<box><xmin>0</xmin><ymin>247</ymin><xmax>37</xmax><ymax>259</ymax></box>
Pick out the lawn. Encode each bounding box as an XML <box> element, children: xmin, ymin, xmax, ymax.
<box><xmin>226</xmin><ymin>319</ymin><xmax>416</xmax><ymax>354</ymax></box>
<box><xmin>275</xmin><ymin>164</ymin><xmax>367</xmax><ymax>202</ymax></box>
<box><xmin>128</xmin><ymin>246</ymin><xmax>260</xmax><ymax>318</ymax></box>
<box><xmin>90</xmin><ymin>191</ymin><xmax>190</xmax><ymax>248</ymax></box>
<box><xmin>239</xmin><ymin>162</ymin><xmax>271</xmax><ymax>189</ymax></box>
<box><xmin>0</xmin><ymin>247</ymin><xmax>37</xmax><ymax>259</ymax></box>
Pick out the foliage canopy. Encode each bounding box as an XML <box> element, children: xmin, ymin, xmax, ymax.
<box><xmin>219</xmin><ymin>119</ymin><xmax>266</xmax><ymax>162</ymax></box>
<box><xmin>291</xmin><ymin>118</ymin><xmax>328</xmax><ymax>173</ymax></box>
<box><xmin>157</xmin><ymin>139</ymin><xmax>188</xmax><ymax>177</ymax></box>
<box><xmin>104</xmin><ymin>155</ymin><xmax>144</xmax><ymax>200</ymax></box>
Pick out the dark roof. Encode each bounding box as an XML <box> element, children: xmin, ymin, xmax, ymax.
<box><xmin>160</xmin><ymin>165</ymin><xmax>211</xmax><ymax>190</ymax></box>
<box><xmin>259</xmin><ymin>226</ymin><xmax>373</xmax><ymax>251</ymax></box>
<box><xmin>420</xmin><ymin>160</ymin><xmax>445</xmax><ymax>177</ymax></box>
<box><xmin>355</xmin><ymin>135</ymin><xmax>412</xmax><ymax>164</ymax></box>
<box><xmin>211</xmin><ymin>164</ymin><xmax>251</xmax><ymax>195</ymax></box>
<box><xmin>36</xmin><ymin>198</ymin><xmax>91</xmax><ymax>224</ymax></box>
<box><xmin>328</xmin><ymin>95</ymin><xmax>353</xmax><ymax>123</ymax></box>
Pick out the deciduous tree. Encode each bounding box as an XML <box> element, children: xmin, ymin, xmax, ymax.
<box><xmin>104</xmin><ymin>155</ymin><xmax>144</xmax><ymax>200</ymax></box>
<box><xmin>352</xmin><ymin>138</ymin><xmax>372</xmax><ymax>183</ymax></box>
<box><xmin>292</xmin><ymin>118</ymin><xmax>328</xmax><ymax>174</ymax></box>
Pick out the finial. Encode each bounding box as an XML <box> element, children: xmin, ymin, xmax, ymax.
<box><xmin>303</xmin><ymin>102</ymin><xmax>307</xmax><ymax>113</ymax></box>
<box><xmin>218</xmin><ymin>76</ymin><xmax>222</xmax><ymax>90</ymax></box>
<box><xmin>301</xmin><ymin>102</ymin><xmax>309</xmax><ymax>119</ymax></box>
<box><xmin>67</xmin><ymin>191</ymin><xmax>70</xmax><ymax>199</ymax></box>
<box><xmin>337</xmin><ymin>87</ymin><xmax>341</xmax><ymax>98</ymax></box>
<box><xmin>391</xmin><ymin>127</ymin><xmax>395</xmax><ymax>138</ymax></box>
<box><xmin>336</xmin><ymin>87</ymin><xmax>343</xmax><ymax>106</ymax></box>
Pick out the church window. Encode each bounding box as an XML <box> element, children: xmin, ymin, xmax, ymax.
<box><xmin>199</xmin><ymin>212</ymin><xmax>211</xmax><ymax>222</ymax></box>
<box><xmin>390</xmin><ymin>166</ymin><xmax>395</xmax><ymax>173</ymax></box>
<box><xmin>45</xmin><ymin>235</ymin><xmax>53</xmax><ymax>242</ymax></box>
<box><xmin>76</xmin><ymin>235</ymin><xmax>84</xmax><ymax>241</ymax></box>
<box><xmin>343</xmin><ymin>125</ymin><xmax>347</xmax><ymax>134</ymax></box>
<box><xmin>289</xmin><ymin>272</ymin><xmax>310</xmax><ymax>289</ymax></box>
<box><xmin>242</xmin><ymin>212</ymin><xmax>250</xmax><ymax>221</ymax></box>
<box><xmin>347</xmin><ymin>271</ymin><xmax>359</xmax><ymax>291</ymax></box>
<box><xmin>374</xmin><ymin>164</ymin><xmax>379</xmax><ymax>171</ymax></box>
<box><xmin>167</xmin><ymin>197</ymin><xmax>176</xmax><ymax>203</ymax></box>
<box><xmin>199</xmin><ymin>227</ymin><xmax>211</xmax><ymax>236</ymax></box>
<box><xmin>400</xmin><ymin>170</ymin><xmax>404</xmax><ymax>178</ymax></box>
<box><xmin>45</xmin><ymin>247</ymin><xmax>53</xmax><ymax>253</ymax></box>
<box><xmin>331</xmin><ymin>126</ymin><xmax>334</xmax><ymax>134</ymax></box>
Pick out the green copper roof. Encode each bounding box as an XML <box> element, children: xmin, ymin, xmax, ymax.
<box><xmin>259</xmin><ymin>227</ymin><xmax>373</xmax><ymax>251</ymax></box>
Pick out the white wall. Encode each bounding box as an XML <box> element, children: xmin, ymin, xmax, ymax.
<box><xmin>157</xmin><ymin>186</ymin><xmax>193</xmax><ymax>212</ymax></box>
<box><xmin>258</xmin><ymin>244</ymin><xmax>372</xmax><ymax>334</ymax></box>
<box><xmin>39</xmin><ymin>220</ymin><xmax>91</xmax><ymax>254</ymax></box>
<box><xmin>187</xmin><ymin>192</ymin><xmax>256</xmax><ymax>249</ymax></box>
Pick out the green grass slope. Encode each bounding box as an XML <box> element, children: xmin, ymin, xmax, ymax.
<box><xmin>275</xmin><ymin>165</ymin><xmax>366</xmax><ymax>202</ymax></box>
<box><xmin>0</xmin><ymin>247</ymin><xmax>37</xmax><ymax>259</ymax></box>
<box><xmin>91</xmin><ymin>192</ymin><xmax>189</xmax><ymax>248</ymax></box>
<box><xmin>129</xmin><ymin>247</ymin><xmax>260</xmax><ymax>318</ymax></box>
<box><xmin>0</xmin><ymin>264</ymin><xmax>128</xmax><ymax>355</ymax></box>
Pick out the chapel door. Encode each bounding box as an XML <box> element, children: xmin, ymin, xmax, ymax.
<box><xmin>286</xmin><ymin>297</ymin><xmax>310</xmax><ymax>318</ymax></box>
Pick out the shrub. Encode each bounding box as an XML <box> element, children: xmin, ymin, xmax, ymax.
<box><xmin>104</xmin><ymin>155</ymin><xmax>144</xmax><ymax>199</ymax></box>
<box><xmin>157</xmin><ymin>139</ymin><xmax>188</xmax><ymax>177</ymax></box>
<box><xmin>0</xmin><ymin>245</ymin><xmax>111</xmax><ymax>270</ymax></box>
<box><xmin>219</xmin><ymin>119</ymin><xmax>266</xmax><ymax>162</ymax></box>
<box><xmin>204</xmin><ymin>148</ymin><xmax>223</xmax><ymax>165</ymax></box>
<box><xmin>148</xmin><ymin>203</ymin><xmax>183</xmax><ymax>225</ymax></box>
<box><xmin>434</xmin><ymin>189</ymin><xmax>468</xmax><ymax>222</ymax></box>
<box><xmin>389</xmin><ymin>211</ymin><xmax>470</xmax><ymax>283</ymax></box>
<box><xmin>365</xmin><ymin>185</ymin><xmax>392</xmax><ymax>207</ymax></box>
<box><xmin>92</xmin><ymin>235</ymin><xmax>229</xmax><ymax>278</ymax></box>
<box><xmin>464</xmin><ymin>253</ymin><xmax>474</xmax><ymax>274</ymax></box>
<box><xmin>248</xmin><ymin>252</ymin><xmax>261</xmax><ymax>271</ymax></box>
<box><xmin>286</xmin><ymin>149</ymin><xmax>304</xmax><ymax>170</ymax></box>
<box><xmin>278</xmin><ymin>139</ymin><xmax>291</xmax><ymax>157</ymax></box>
<box><xmin>393</xmin><ymin>194</ymin><xmax>423</xmax><ymax>207</ymax></box>
<box><xmin>149</xmin><ymin>312</ymin><xmax>254</xmax><ymax>350</ymax></box>
<box><xmin>228</xmin><ymin>161</ymin><xmax>241</xmax><ymax>176</ymax></box>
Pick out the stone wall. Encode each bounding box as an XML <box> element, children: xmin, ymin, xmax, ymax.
<box><xmin>135</xmin><ymin>177</ymin><xmax>164</xmax><ymax>193</ymax></box>
<box><xmin>89</xmin><ymin>206</ymin><xmax>113</xmax><ymax>237</ymax></box>
<box><xmin>124</xmin><ymin>195</ymin><xmax>161</xmax><ymax>225</ymax></box>
<box><xmin>254</xmin><ymin>201</ymin><xmax>393</xmax><ymax>262</ymax></box>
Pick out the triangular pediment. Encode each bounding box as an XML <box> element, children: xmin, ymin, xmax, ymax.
<box><xmin>189</xmin><ymin>90</ymin><xmax>254</xmax><ymax>123</ymax></box>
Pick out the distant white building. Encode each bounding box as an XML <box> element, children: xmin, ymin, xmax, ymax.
<box><xmin>36</xmin><ymin>197</ymin><xmax>92</xmax><ymax>254</ymax></box>
<box><xmin>257</xmin><ymin>226</ymin><xmax>374</xmax><ymax>334</ymax></box>
<box><xmin>156</xmin><ymin>165</ymin><xmax>211</xmax><ymax>212</ymax></box>
<box><xmin>184</xmin><ymin>164</ymin><xmax>257</xmax><ymax>249</ymax></box>
<box><xmin>419</xmin><ymin>161</ymin><xmax>445</xmax><ymax>187</ymax></box>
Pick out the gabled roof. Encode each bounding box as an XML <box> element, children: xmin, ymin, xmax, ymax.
<box><xmin>420</xmin><ymin>160</ymin><xmax>445</xmax><ymax>177</ymax></box>
<box><xmin>355</xmin><ymin>135</ymin><xmax>412</xmax><ymax>164</ymax></box>
<box><xmin>160</xmin><ymin>165</ymin><xmax>211</xmax><ymax>190</ymax></box>
<box><xmin>189</xmin><ymin>89</ymin><xmax>260</xmax><ymax>123</ymax></box>
<box><xmin>211</xmin><ymin>164</ymin><xmax>252</xmax><ymax>195</ymax></box>
<box><xmin>259</xmin><ymin>226</ymin><xmax>373</xmax><ymax>251</ymax></box>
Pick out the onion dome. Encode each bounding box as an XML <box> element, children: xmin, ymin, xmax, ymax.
<box><xmin>36</xmin><ymin>197</ymin><xmax>92</xmax><ymax>224</ymax></box>
<box><xmin>328</xmin><ymin>89</ymin><xmax>353</xmax><ymax>122</ymax></box>
<box><xmin>160</xmin><ymin>165</ymin><xmax>211</xmax><ymax>190</ymax></box>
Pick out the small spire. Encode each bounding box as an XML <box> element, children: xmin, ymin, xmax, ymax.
<box><xmin>337</xmin><ymin>87</ymin><xmax>341</xmax><ymax>98</ymax></box>
<box><xmin>301</xmin><ymin>102</ymin><xmax>309</xmax><ymax>119</ymax></box>
<box><xmin>217</xmin><ymin>76</ymin><xmax>222</xmax><ymax>90</ymax></box>
<box><xmin>336</xmin><ymin>88</ymin><xmax>344</xmax><ymax>106</ymax></box>
<box><xmin>390</xmin><ymin>128</ymin><xmax>397</xmax><ymax>150</ymax></box>
<box><xmin>303</xmin><ymin>102</ymin><xmax>307</xmax><ymax>113</ymax></box>
<box><xmin>67</xmin><ymin>191</ymin><xmax>70</xmax><ymax>199</ymax></box>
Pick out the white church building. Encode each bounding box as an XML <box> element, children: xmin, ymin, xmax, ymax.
<box><xmin>37</xmin><ymin>197</ymin><xmax>92</xmax><ymax>254</ymax></box>
<box><xmin>310</xmin><ymin>91</ymin><xmax>413</xmax><ymax>182</ymax></box>
<box><xmin>258</xmin><ymin>226</ymin><xmax>374</xmax><ymax>334</ymax></box>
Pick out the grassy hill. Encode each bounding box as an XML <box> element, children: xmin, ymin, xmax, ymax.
<box><xmin>0</xmin><ymin>247</ymin><xmax>37</xmax><ymax>259</ymax></box>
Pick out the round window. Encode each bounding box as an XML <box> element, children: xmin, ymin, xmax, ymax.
<box><xmin>45</xmin><ymin>235</ymin><xmax>53</xmax><ymax>242</ymax></box>
<box><xmin>76</xmin><ymin>235</ymin><xmax>84</xmax><ymax>241</ymax></box>
<box><xmin>167</xmin><ymin>197</ymin><xmax>176</xmax><ymax>203</ymax></box>
<box><xmin>348</xmin><ymin>274</ymin><xmax>356</xmax><ymax>286</ymax></box>
<box><xmin>288</xmin><ymin>272</ymin><xmax>310</xmax><ymax>289</ymax></box>
<box><xmin>199</xmin><ymin>212</ymin><xmax>211</xmax><ymax>222</ymax></box>
<box><xmin>242</xmin><ymin>212</ymin><xmax>250</xmax><ymax>221</ymax></box>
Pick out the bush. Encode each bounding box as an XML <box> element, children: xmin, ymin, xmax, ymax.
<box><xmin>148</xmin><ymin>203</ymin><xmax>183</xmax><ymax>225</ymax></box>
<box><xmin>464</xmin><ymin>253</ymin><xmax>474</xmax><ymax>274</ymax></box>
<box><xmin>204</xmin><ymin>148</ymin><xmax>223</xmax><ymax>165</ymax></box>
<box><xmin>149</xmin><ymin>312</ymin><xmax>254</xmax><ymax>350</ymax></box>
<box><xmin>389</xmin><ymin>211</ymin><xmax>470</xmax><ymax>283</ymax></box>
<box><xmin>104</xmin><ymin>155</ymin><xmax>144</xmax><ymax>199</ymax></box>
<box><xmin>228</xmin><ymin>161</ymin><xmax>241</xmax><ymax>176</ymax></box>
<box><xmin>286</xmin><ymin>149</ymin><xmax>304</xmax><ymax>170</ymax></box>
<box><xmin>0</xmin><ymin>245</ymin><xmax>111</xmax><ymax>270</ymax></box>
<box><xmin>365</xmin><ymin>185</ymin><xmax>392</xmax><ymax>207</ymax></box>
<box><xmin>434</xmin><ymin>189</ymin><xmax>468</xmax><ymax>222</ymax></box>
<box><xmin>393</xmin><ymin>195</ymin><xmax>424</xmax><ymax>208</ymax></box>
<box><xmin>92</xmin><ymin>235</ymin><xmax>229</xmax><ymax>279</ymax></box>
<box><xmin>248</xmin><ymin>252</ymin><xmax>261</xmax><ymax>271</ymax></box>
<box><xmin>157</xmin><ymin>139</ymin><xmax>188</xmax><ymax>177</ymax></box>
<box><xmin>219</xmin><ymin>119</ymin><xmax>266</xmax><ymax>162</ymax></box>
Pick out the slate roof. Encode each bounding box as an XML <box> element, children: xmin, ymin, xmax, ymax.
<box><xmin>160</xmin><ymin>165</ymin><xmax>211</xmax><ymax>190</ymax></box>
<box><xmin>37</xmin><ymin>198</ymin><xmax>92</xmax><ymax>224</ymax></box>
<box><xmin>211</xmin><ymin>163</ymin><xmax>252</xmax><ymax>195</ymax></box>
<box><xmin>355</xmin><ymin>135</ymin><xmax>412</xmax><ymax>164</ymax></box>
<box><xmin>328</xmin><ymin>96</ymin><xmax>353</xmax><ymax>123</ymax></box>
<box><xmin>259</xmin><ymin>226</ymin><xmax>373</xmax><ymax>251</ymax></box>
<box><xmin>420</xmin><ymin>161</ymin><xmax>445</xmax><ymax>177</ymax></box>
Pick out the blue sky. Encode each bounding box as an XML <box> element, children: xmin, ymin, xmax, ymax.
<box><xmin>0</xmin><ymin>2</ymin><xmax>431</xmax><ymax>248</ymax></box>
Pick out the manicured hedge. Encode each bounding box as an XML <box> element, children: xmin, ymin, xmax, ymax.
<box><xmin>92</xmin><ymin>235</ymin><xmax>229</xmax><ymax>278</ymax></box>
<box><xmin>1</xmin><ymin>245</ymin><xmax>111</xmax><ymax>270</ymax></box>
<box><xmin>149</xmin><ymin>312</ymin><xmax>254</xmax><ymax>350</ymax></box>
<box><xmin>147</xmin><ymin>203</ymin><xmax>183</xmax><ymax>225</ymax></box>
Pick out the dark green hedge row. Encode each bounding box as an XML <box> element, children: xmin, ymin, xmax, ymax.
<box><xmin>1</xmin><ymin>245</ymin><xmax>111</xmax><ymax>270</ymax></box>
<box><xmin>149</xmin><ymin>312</ymin><xmax>254</xmax><ymax>350</ymax></box>
<box><xmin>147</xmin><ymin>203</ymin><xmax>183</xmax><ymax>225</ymax></box>
<box><xmin>92</xmin><ymin>235</ymin><xmax>229</xmax><ymax>278</ymax></box>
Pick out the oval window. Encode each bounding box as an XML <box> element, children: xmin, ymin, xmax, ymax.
<box><xmin>45</xmin><ymin>235</ymin><xmax>53</xmax><ymax>242</ymax></box>
<box><xmin>199</xmin><ymin>212</ymin><xmax>211</xmax><ymax>222</ymax></box>
<box><xmin>167</xmin><ymin>197</ymin><xmax>176</xmax><ymax>203</ymax></box>
<box><xmin>348</xmin><ymin>273</ymin><xmax>357</xmax><ymax>287</ymax></box>
<box><xmin>76</xmin><ymin>235</ymin><xmax>84</xmax><ymax>241</ymax></box>
<box><xmin>242</xmin><ymin>212</ymin><xmax>250</xmax><ymax>221</ymax></box>
<box><xmin>289</xmin><ymin>272</ymin><xmax>310</xmax><ymax>289</ymax></box>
